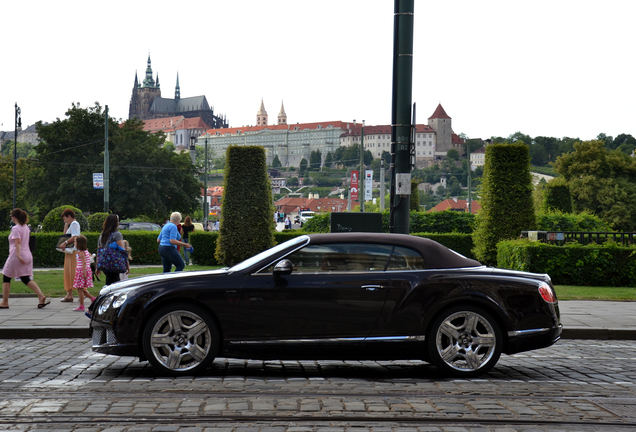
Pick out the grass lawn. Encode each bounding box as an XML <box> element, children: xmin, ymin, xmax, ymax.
<box><xmin>554</xmin><ymin>285</ymin><xmax>636</xmax><ymax>301</ymax></box>
<box><xmin>7</xmin><ymin>266</ymin><xmax>220</xmax><ymax>298</ymax></box>
<box><xmin>6</xmin><ymin>267</ymin><xmax>635</xmax><ymax>301</ymax></box>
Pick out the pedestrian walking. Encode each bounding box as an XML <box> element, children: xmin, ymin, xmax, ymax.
<box><xmin>72</xmin><ymin>235</ymin><xmax>95</xmax><ymax>312</ymax></box>
<box><xmin>181</xmin><ymin>216</ymin><xmax>195</xmax><ymax>265</ymax></box>
<box><xmin>157</xmin><ymin>212</ymin><xmax>191</xmax><ymax>273</ymax></box>
<box><xmin>0</xmin><ymin>208</ymin><xmax>49</xmax><ymax>309</ymax></box>
<box><xmin>96</xmin><ymin>214</ymin><xmax>127</xmax><ymax>286</ymax></box>
<box><xmin>60</xmin><ymin>209</ymin><xmax>81</xmax><ymax>302</ymax></box>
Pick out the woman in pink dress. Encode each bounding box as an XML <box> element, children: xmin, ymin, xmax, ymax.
<box><xmin>0</xmin><ymin>209</ymin><xmax>49</xmax><ymax>309</ymax></box>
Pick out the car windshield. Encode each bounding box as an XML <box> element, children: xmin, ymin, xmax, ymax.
<box><xmin>229</xmin><ymin>235</ymin><xmax>309</xmax><ymax>273</ymax></box>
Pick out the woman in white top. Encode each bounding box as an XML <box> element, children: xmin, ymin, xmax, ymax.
<box><xmin>60</xmin><ymin>209</ymin><xmax>80</xmax><ymax>302</ymax></box>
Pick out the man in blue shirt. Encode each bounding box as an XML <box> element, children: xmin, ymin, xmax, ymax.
<box><xmin>157</xmin><ymin>212</ymin><xmax>192</xmax><ymax>272</ymax></box>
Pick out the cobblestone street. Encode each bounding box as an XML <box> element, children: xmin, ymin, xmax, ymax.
<box><xmin>0</xmin><ymin>339</ymin><xmax>635</xmax><ymax>431</ymax></box>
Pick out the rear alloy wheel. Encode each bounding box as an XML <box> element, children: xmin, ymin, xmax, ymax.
<box><xmin>142</xmin><ymin>303</ymin><xmax>218</xmax><ymax>375</ymax></box>
<box><xmin>427</xmin><ymin>305</ymin><xmax>502</xmax><ymax>377</ymax></box>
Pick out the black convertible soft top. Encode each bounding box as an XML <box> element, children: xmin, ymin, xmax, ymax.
<box><xmin>307</xmin><ymin>233</ymin><xmax>482</xmax><ymax>270</ymax></box>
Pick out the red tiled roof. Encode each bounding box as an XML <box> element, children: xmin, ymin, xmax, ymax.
<box><xmin>451</xmin><ymin>133</ymin><xmax>464</xmax><ymax>144</ymax></box>
<box><xmin>206</xmin><ymin>121</ymin><xmax>349</xmax><ymax>136</ymax></box>
<box><xmin>428</xmin><ymin>104</ymin><xmax>451</xmax><ymax>120</ymax></box>
<box><xmin>142</xmin><ymin>116</ymin><xmax>184</xmax><ymax>132</ymax></box>
<box><xmin>428</xmin><ymin>199</ymin><xmax>481</xmax><ymax>215</ymax></box>
<box><xmin>274</xmin><ymin>197</ymin><xmax>348</xmax><ymax>215</ymax></box>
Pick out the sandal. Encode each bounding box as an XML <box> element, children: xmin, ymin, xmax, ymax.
<box><xmin>38</xmin><ymin>298</ymin><xmax>51</xmax><ymax>309</ymax></box>
<box><xmin>60</xmin><ymin>297</ymin><xmax>74</xmax><ymax>302</ymax></box>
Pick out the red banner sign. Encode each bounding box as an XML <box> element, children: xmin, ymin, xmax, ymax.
<box><xmin>351</xmin><ymin>170</ymin><xmax>359</xmax><ymax>201</ymax></box>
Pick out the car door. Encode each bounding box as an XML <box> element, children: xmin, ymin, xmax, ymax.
<box><xmin>237</xmin><ymin>243</ymin><xmax>394</xmax><ymax>341</ymax></box>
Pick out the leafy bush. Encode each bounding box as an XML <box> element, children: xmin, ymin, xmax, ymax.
<box><xmin>41</xmin><ymin>205</ymin><xmax>89</xmax><ymax>233</ymax></box>
<box><xmin>536</xmin><ymin>212</ymin><xmax>612</xmax><ymax>232</ymax></box>
<box><xmin>473</xmin><ymin>144</ymin><xmax>536</xmax><ymax>265</ymax></box>
<box><xmin>498</xmin><ymin>239</ymin><xmax>636</xmax><ymax>286</ymax></box>
<box><xmin>303</xmin><ymin>213</ymin><xmax>331</xmax><ymax>232</ymax></box>
<box><xmin>542</xmin><ymin>178</ymin><xmax>572</xmax><ymax>213</ymax></box>
<box><xmin>411</xmin><ymin>211</ymin><xmax>475</xmax><ymax>234</ymax></box>
<box><xmin>215</xmin><ymin>146</ymin><xmax>275</xmax><ymax>266</ymax></box>
<box><xmin>87</xmin><ymin>212</ymin><xmax>109</xmax><ymax>232</ymax></box>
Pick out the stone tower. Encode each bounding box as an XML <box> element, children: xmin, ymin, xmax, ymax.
<box><xmin>129</xmin><ymin>54</ymin><xmax>161</xmax><ymax>120</ymax></box>
<box><xmin>257</xmin><ymin>99</ymin><xmax>268</xmax><ymax>126</ymax></box>
<box><xmin>278</xmin><ymin>101</ymin><xmax>287</xmax><ymax>125</ymax></box>
<box><xmin>428</xmin><ymin>103</ymin><xmax>452</xmax><ymax>153</ymax></box>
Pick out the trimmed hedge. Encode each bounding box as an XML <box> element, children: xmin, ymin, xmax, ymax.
<box><xmin>497</xmin><ymin>238</ymin><xmax>636</xmax><ymax>286</ymax></box>
<box><xmin>303</xmin><ymin>210</ymin><xmax>475</xmax><ymax>235</ymax></box>
<box><xmin>473</xmin><ymin>144</ymin><xmax>536</xmax><ymax>265</ymax></box>
<box><xmin>41</xmin><ymin>205</ymin><xmax>89</xmax><ymax>233</ymax></box>
<box><xmin>536</xmin><ymin>212</ymin><xmax>612</xmax><ymax>232</ymax></box>
<box><xmin>215</xmin><ymin>146</ymin><xmax>276</xmax><ymax>266</ymax></box>
<box><xmin>0</xmin><ymin>231</ymin><xmax>164</xmax><ymax>268</ymax></box>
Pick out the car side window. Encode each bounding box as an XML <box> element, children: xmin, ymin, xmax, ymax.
<box><xmin>386</xmin><ymin>246</ymin><xmax>426</xmax><ymax>270</ymax></box>
<box><xmin>260</xmin><ymin>243</ymin><xmax>394</xmax><ymax>274</ymax></box>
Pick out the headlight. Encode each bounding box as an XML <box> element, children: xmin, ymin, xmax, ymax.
<box><xmin>97</xmin><ymin>292</ymin><xmax>129</xmax><ymax>315</ymax></box>
<box><xmin>98</xmin><ymin>296</ymin><xmax>113</xmax><ymax>315</ymax></box>
<box><xmin>112</xmin><ymin>293</ymin><xmax>128</xmax><ymax>308</ymax></box>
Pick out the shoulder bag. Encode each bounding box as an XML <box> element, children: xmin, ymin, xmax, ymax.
<box><xmin>97</xmin><ymin>233</ymin><xmax>128</xmax><ymax>273</ymax></box>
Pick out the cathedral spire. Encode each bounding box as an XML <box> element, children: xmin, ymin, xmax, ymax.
<box><xmin>133</xmin><ymin>70</ymin><xmax>138</xmax><ymax>88</ymax></box>
<box><xmin>278</xmin><ymin>100</ymin><xmax>287</xmax><ymax>125</ymax></box>
<box><xmin>143</xmin><ymin>53</ymin><xmax>156</xmax><ymax>88</ymax></box>
<box><xmin>257</xmin><ymin>99</ymin><xmax>268</xmax><ymax>126</ymax></box>
<box><xmin>175</xmin><ymin>72</ymin><xmax>180</xmax><ymax>100</ymax></box>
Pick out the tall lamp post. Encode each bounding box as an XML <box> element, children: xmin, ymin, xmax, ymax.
<box><xmin>203</xmin><ymin>134</ymin><xmax>209</xmax><ymax>230</ymax></box>
<box><xmin>13</xmin><ymin>103</ymin><xmax>22</xmax><ymax>210</ymax></box>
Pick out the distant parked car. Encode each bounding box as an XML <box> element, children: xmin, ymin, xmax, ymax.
<box><xmin>119</xmin><ymin>222</ymin><xmax>161</xmax><ymax>231</ymax></box>
<box><xmin>192</xmin><ymin>223</ymin><xmax>204</xmax><ymax>231</ymax></box>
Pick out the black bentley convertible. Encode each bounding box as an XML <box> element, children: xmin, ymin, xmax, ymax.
<box><xmin>90</xmin><ymin>233</ymin><xmax>561</xmax><ymax>377</ymax></box>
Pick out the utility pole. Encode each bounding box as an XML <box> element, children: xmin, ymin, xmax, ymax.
<box><xmin>360</xmin><ymin>121</ymin><xmax>365</xmax><ymax>212</ymax></box>
<box><xmin>104</xmin><ymin>105</ymin><xmax>109</xmax><ymax>213</ymax></box>
<box><xmin>13</xmin><ymin>103</ymin><xmax>21</xmax><ymax>210</ymax></box>
<box><xmin>380</xmin><ymin>159</ymin><xmax>385</xmax><ymax>210</ymax></box>
<box><xmin>390</xmin><ymin>0</ymin><xmax>414</xmax><ymax>234</ymax></box>
<box><xmin>467</xmin><ymin>141</ymin><xmax>472</xmax><ymax>214</ymax></box>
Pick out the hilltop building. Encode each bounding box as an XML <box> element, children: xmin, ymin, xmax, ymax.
<box><xmin>128</xmin><ymin>54</ymin><xmax>228</xmax><ymax>130</ymax></box>
<box><xmin>195</xmin><ymin>101</ymin><xmax>464</xmax><ymax>169</ymax></box>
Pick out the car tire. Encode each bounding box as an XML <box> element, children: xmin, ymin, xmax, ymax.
<box><xmin>427</xmin><ymin>305</ymin><xmax>503</xmax><ymax>378</ymax></box>
<box><xmin>142</xmin><ymin>303</ymin><xmax>219</xmax><ymax>376</ymax></box>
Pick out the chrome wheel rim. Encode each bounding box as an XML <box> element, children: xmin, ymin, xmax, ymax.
<box><xmin>435</xmin><ymin>310</ymin><xmax>497</xmax><ymax>372</ymax></box>
<box><xmin>149</xmin><ymin>310</ymin><xmax>212</xmax><ymax>372</ymax></box>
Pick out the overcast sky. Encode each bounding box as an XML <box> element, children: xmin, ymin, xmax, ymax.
<box><xmin>2</xmin><ymin>0</ymin><xmax>634</xmax><ymax>141</ymax></box>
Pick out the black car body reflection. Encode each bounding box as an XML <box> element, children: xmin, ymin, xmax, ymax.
<box><xmin>90</xmin><ymin>233</ymin><xmax>561</xmax><ymax>377</ymax></box>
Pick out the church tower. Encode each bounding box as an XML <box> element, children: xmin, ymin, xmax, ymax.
<box><xmin>428</xmin><ymin>103</ymin><xmax>452</xmax><ymax>154</ymax></box>
<box><xmin>257</xmin><ymin>99</ymin><xmax>268</xmax><ymax>126</ymax></box>
<box><xmin>278</xmin><ymin>100</ymin><xmax>287</xmax><ymax>125</ymax></box>
<box><xmin>129</xmin><ymin>54</ymin><xmax>161</xmax><ymax>120</ymax></box>
<box><xmin>175</xmin><ymin>72</ymin><xmax>180</xmax><ymax>100</ymax></box>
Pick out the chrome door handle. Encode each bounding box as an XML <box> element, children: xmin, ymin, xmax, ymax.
<box><xmin>362</xmin><ymin>285</ymin><xmax>384</xmax><ymax>291</ymax></box>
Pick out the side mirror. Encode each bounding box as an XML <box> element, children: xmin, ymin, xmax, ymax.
<box><xmin>273</xmin><ymin>259</ymin><xmax>293</xmax><ymax>277</ymax></box>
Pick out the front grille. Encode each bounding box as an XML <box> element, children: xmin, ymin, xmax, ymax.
<box><xmin>92</xmin><ymin>327</ymin><xmax>117</xmax><ymax>346</ymax></box>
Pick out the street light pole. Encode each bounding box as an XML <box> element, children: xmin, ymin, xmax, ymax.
<box><xmin>360</xmin><ymin>120</ymin><xmax>365</xmax><ymax>212</ymax></box>
<box><xmin>13</xmin><ymin>103</ymin><xmax>21</xmax><ymax>210</ymax></box>
<box><xmin>204</xmin><ymin>135</ymin><xmax>209</xmax><ymax>230</ymax></box>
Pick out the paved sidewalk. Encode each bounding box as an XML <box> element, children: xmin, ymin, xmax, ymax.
<box><xmin>0</xmin><ymin>297</ymin><xmax>634</xmax><ymax>340</ymax></box>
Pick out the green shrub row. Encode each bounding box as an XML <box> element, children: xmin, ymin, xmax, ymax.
<box><xmin>536</xmin><ymin>212</ymin><xmax>612</xmax><ymax>232</ymax></box>
<box><xmin>303</xmin><ymin>211</ymin><xmax>475</xmax><ymax>234</ymax></box>
<box><xmin>0</xmin><ymin>231</ymin><xmax>164</xmax><ymax>268</ymax></box>
<box><xmin>497</xmin><ymin>239</ymin><xmax>636</xmax><ymax>286</ymax></box>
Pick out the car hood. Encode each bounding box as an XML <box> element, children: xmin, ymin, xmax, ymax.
<box><xmin>99</xmin><ymin>268</ymin><xmax>229</xmax><ymax>296</ymax></box>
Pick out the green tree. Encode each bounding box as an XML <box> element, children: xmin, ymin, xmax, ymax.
<box><xmin>473</xmin><ymin>144</ymin><xmax>536</xmax><ymax>265</ymax></box>
<box><xmin>298</xmin><ymin>158</ymin><xmax>308</xmax><ymax>176</ymax></box>
<box><xmin>554</xmin><ymin>140</ymin><xmax>636</xmax><ymax>231</ymax></box>
<box><xmin>542</xmin><ymin>178</ymin><xmax>572</xmax><ymax>213</ymax></box>
<box><xmin>309</xmin><ymin>150</ymin><xmax>322</xmax><ymax>171</ymax></box>
<box><xmin>272</xmin><ymin>154</ymin><xmax>282</xmax><ymax>168</ymax></box>
<box><xmin>215</xmin><ymin>145</ymin><xmax>275</xmax><ymax>266</ymax></box>
<box><xmin>287</xmin><ymin>176</ymin><xmax>299</xmax><ymax>187</ymax></box>
<box><xmin>410</xmin><ymin>180</ymin><xmax>420</xmax><ymax>211</ymax></box>
<box><xmin>30</xmin><ymin>104</ymin><xmax>201</xmax><ymax>219</ymax></box>
<box><xmin>446</xmin><ymin>149</ymin><xmax>460</xmax><ymax>161</ymax></box>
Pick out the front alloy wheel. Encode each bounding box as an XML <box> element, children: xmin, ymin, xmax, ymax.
<box><xmin>427</xmin><ymin>305</ymin><xmax>502</xmax><ymax>377</ymax></box>
<box><xmin>142</xmin><ymin>303</ymin><xmax>218</xmax><ymax>375</ymax></box>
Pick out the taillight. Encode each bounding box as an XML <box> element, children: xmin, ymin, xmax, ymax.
<box><xmin>538</xmin><ymin>282</ymin><xmax>557</xmax><ymax>303</ymax></box>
